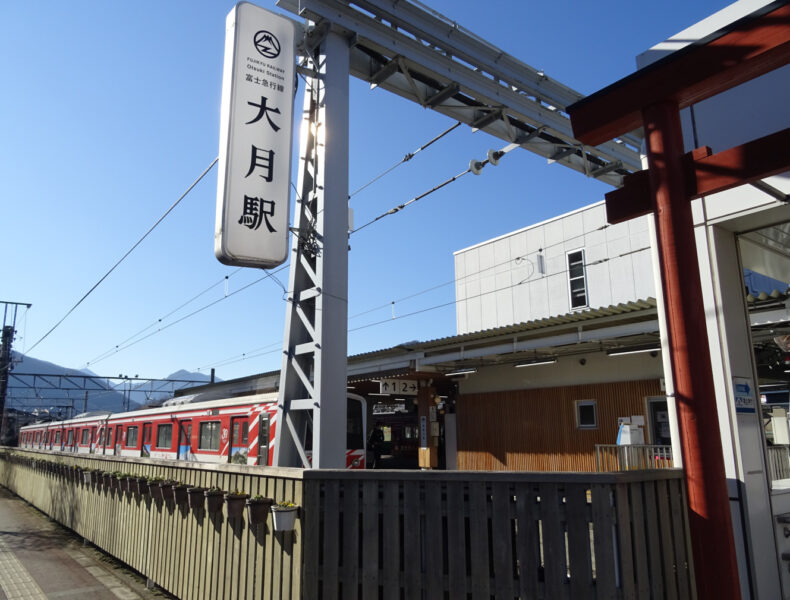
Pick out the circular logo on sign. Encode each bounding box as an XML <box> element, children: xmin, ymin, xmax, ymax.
<box><xmin>254</xmin><ymin>30</ymin><xmax>281</xmax><ymax>59</ymax></box>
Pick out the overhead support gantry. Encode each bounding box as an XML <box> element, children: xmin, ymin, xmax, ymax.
<box><xmin>277</xmin><ymin>0</ymin><xmax>644</xmax><ymax>187</ymax></box>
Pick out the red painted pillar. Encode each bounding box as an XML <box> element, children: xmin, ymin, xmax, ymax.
<box><xmin>642</xmin><ymin>100</ymin><xmax>741</xmax><ymax>599</ymax></box>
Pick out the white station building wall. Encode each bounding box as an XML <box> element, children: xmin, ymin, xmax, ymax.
<box><xmin>454</xmin><ymin>203</ymin><xmax>654</xmax><ymax>334</ymax></box>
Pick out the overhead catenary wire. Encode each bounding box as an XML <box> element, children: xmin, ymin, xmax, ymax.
<box><xmin>84</xmin><ymin>268</ymin><xmax>243</xmax><ymax>368</ymax></box>
<box><xmin>349</xmin><ymin>121</ymin><xmax>462</xmax><ymax>199</ymax></box>
<box><xmin>81</xmin><ymin>122</ymin><xmax>466</xmax><ymax>367</ymax></box>
<box><xmin>85</xmin><ymin>263</ymin><xmax>290</xmax><ymax>367</ymax></box>
<box><xmin>195</xmin><ymin>243</ymin><xmax>648</xmax><ymax>372</ymax></box>
<box><xmin>26</xmin><ymin>157</ymin><xmax>219</xmax><ymax>355</ymax></box>
<box><xmin>350</xmin><ymin>167</ymin><xmax>474</xmax><ymax>235</ymax></box>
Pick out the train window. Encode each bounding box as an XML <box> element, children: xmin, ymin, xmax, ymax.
<box><xmin>55</xmin><ymin>431</ymin><xmax>62</xmax><ymax>444</ymax></box>
<box><xmin>156</xmin><ymin>424</ymin><xmax>173</xmax><ymax>449</ymax></box>
<box><xmin>143</xmin><ymin>424</ymin><xmax>152</xmax><ymax>445</ymax></box>
<box><xmin>66</xmin><ymin>430</ymin><xmax>74</xmax><ymax>446</ymax></box>
<box><xmin>105</xmin><ymin>427</ymin><xmax>112</xmax><ymax>446</ymax></box>
<box><xmin>81</xmin><ymin>429</ymin><xmax>90</xmax><ymax>445</ymax></box>
<box><xmin>198</xmin><ymin>421</ymin><xmax>221</xmax><ymax>451</ymax></box>
<box><xmin>126</xmin><ymin>426</ymin><xmax>139</xmax><ymax>447</ymax></box>
<box><xmin>231</xmin><ymin>418</ymin><xmax>248</xmax><ymax>445</ymax></box>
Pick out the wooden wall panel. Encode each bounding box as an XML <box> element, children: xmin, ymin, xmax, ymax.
<box><xmin>456</xmin><ymin>379</ymin><xmax>662</xmax><ymax>471</ymax></box>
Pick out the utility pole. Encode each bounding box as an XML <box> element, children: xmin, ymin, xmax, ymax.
<box><xmin>0</xmin><ymin>325</ymin><xmax>14</xmax><ymax>445</ymax></box>
<box><xmin>0</xmin><ymin>301</ymin><xmax>31</xmax><ymax>445</ymax></box>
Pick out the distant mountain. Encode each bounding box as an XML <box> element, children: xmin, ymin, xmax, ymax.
<box><xmin>130</xmin><ymin>369</ymin><xmax>219</xmax><ymax>407</ymax></box>
<box><xmin>6</xmin><ymin>351</ymin><xmax>129</xmax><ymax>417</ymax></box>
<box><xmin>5</xmin><ymin>354</ymin><xmax>220</xmax><ymax>417</ymax></box>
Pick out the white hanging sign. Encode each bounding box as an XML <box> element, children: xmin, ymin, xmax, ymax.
<box><xmin>215</xmin><ymin>2</ymin><xmax>297</xmax><ymax>268</ymax></box>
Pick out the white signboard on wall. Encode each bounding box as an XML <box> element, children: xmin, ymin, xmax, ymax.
<box><xmin>733</xmin><ymin>376</ymin><xmax>756</xmax><ymax>414</ymax></box>
<box><xmin>215</xmin><ymin>2</ymin><xmax>297</xmax><ymax>268</ymax></box>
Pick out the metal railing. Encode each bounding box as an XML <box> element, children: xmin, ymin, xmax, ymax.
<box><xmin>595</xmin><ymin>444</ymin><xmax>674</xmax><ymax>472</ymax></box>
<box><xmin>767</xmin><ymin>444</ymin><xmax>790</xmax><ymax>482</ymax></box>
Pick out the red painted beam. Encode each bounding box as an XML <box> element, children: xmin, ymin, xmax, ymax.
<box><xmin>569</xmin><ymin>2</ymin><xmax>790</xmax><ymax>146</ymax></box>
<box><xmin>644</xmin><ymin>101</ymin><xmax>742</xmax><ymax>600</ymax></box>
<box><xmin>606</xmin><ymin>127</ymin><xmax>790</xmax><ymax>223</ymax></box>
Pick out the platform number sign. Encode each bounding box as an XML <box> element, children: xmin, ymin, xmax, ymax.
<box><xmin>378</xmin><ymin>378</ymin><xmax>419</xmax><ymax>396</ymax></box>
<box><xmin>215</xmin><ymin>2</ymin><xmax>297</xmax><ymax>268</ymax></box>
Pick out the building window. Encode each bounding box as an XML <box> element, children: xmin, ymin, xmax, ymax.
<box><xmin>576</xmin><ymin>400</ymin><xmax>598</xmax><ymax>429</ymax></box>
<box><xmin>199</xmin><ymin>421</ymin><xmax>221</xmax><ymax>451</ymax></box>
<box><xmin>156</xmin><ymin>424</ymin><xmax>173</xmax><ymax>449</ymax></box>
<box><xmin>567</xmin><ymin>249</ymin><xmax>588</xmax><ymax>309</ymax></box>
<box><xmin>126</xmin><ymin>426</ymin><xmax>139</xmax><ymax>447</ymax></box>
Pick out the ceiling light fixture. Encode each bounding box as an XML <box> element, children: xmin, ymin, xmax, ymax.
<box><xmin>514</xmin><ymin>358</ymin><xmax>557</xmax><ymax>367</ymax></box>
<box><xmin>445</xmin><ymin>368</ymin><xmax>477</xmax><ymax>377</ymax></box>
<box><xmin>606</xmin><ymin>346</ymin><xmax>661</xmax><ymax>357</ymax></box>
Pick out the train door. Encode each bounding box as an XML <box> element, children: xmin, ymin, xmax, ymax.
<box><xmin>90</xmin><ymin>426</ymin><xmax>98</xmax><ymax>453</ymax></box>
<box><xmin>257</xmin><ymin>413</ymin><xmax>271</xmax><ymax>466</ymax></box>
<box><xmin>178</xmin><ymin>421</ymin><xmax>192</xmax><ymax>461</ymax></box>
<box><xmin>230</xmin><ymin>416</ymin><xmax>249</xmax><ymax>464</ymax></box>
<box><xmin>114</xmin><ymin>426</ymin><xmax>122</xmax><ymax>455</ymax></box>
<box><xmin>142</xmin><ymin>423</ymin><xmax>152</xmax><ymax>457</ymax></box>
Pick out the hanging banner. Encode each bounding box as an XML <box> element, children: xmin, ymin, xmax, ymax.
<box><xmin>215</xmin><ymin>2</ymin><xmax>297</xmax><ymax>268</ymax></box>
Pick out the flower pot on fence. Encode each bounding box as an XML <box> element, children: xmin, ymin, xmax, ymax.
<box><xmin>187</xmin><ymin>487</ymin><xmax>206</xmax><ymax>510</ymax></box>
<box><xmin>135</xmin><ymin>478</ymin><xmax>149</xmax><ymax>496</ymax></box>
<box><xmin>224</xmin><ymin>493</ymin><xmax>249</xmax><ymax>519</ymax></box>
<box><xmin>172</xmin><ymin>485</ymin><xmax>188</xmax><ymax>505</ymax></box>
<box><xmin>204</xmin><ymin>490</ymin><xmax>224</xmax><ymax>514</ymax></box>
<box><xmin>149</xmin><ymin>482</ymin><xmax>165</xmax><ymax>501</ymax></box>
<box><xmin>101</xmin><ymin>473</ymin><xmax>113</xmax><ymax>488</ymax></box>
<box><xmin>246</xmin><ymin>497</ymin><xmax>274</xmax><ymax>525</ymax></box>
<box><xmin>83</xmin><ymin>470</ymin><xmax>97</xmax><ymax>486</ymax></box>
<box><xmin>271</xmin><ymin>507</ymin><xmax>298</xmax><ymax>532</ymax></box>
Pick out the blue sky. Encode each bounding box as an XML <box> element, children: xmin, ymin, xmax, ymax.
<box><xmin>1</xmin><ymin>0</ymin><xmax>729</xmax><ymax>382</ymax></box>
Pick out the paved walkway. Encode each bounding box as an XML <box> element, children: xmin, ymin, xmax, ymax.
<box><xmin>0</xmin><ymin>486</ymin><xmax>170</xmax><ymax>600</ymax></box>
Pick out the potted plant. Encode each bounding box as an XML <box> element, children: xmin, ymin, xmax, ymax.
<box><xmin>134</xmin><ymin>476</ymin><xmax>149</xmax><ymax>496</ymax></box>
<box><xmin>271</xmin><ymin>500</ymin><xmax>299</xmax><ymax>532</ymax></box>
<box><xmin>83</xmin><ymin>468</ymin><xmax>98</xmax><ymax>486</ymax></box>
<box><xmin>172</xmin><ymin>482</ymin><xmax>188</xmax><ymax>505</ymax></box>
<box><xmin>101</xmin><ymin>471</ymin><xmax>113</xmax><ymax>488</ymax></box>
<box><xmin>148</xmin><ymin>476</ymin><xmax>165</xmax><ymax>500</ymax></box>
<box><xmin>224</xmin><ymin>491</ymin><xmax>249</xmax><ymax>519</ymax></box>
<box><xmin>246</xmin><ymin>495</ymin><xmax>274</xmax><ymax>524</ymax></box>
<box><xmin>118</xmin><ymin>473</ymin><xmax>132</xmax><ymax>494</ymax></box>
<box><xmin>187</xmin><ymin>486</ymin><xmax>206</xmax><ymax>510</ymax></box>
<box><xmin>204</xmin><ymin>487</ymin><xmax>224</xmax><ymax>514</ymax></box>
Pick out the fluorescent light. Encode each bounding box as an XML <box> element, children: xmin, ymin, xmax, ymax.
<box><xmin>607</xmin><ymin>346</ymin><xmax>660</xmax><ymax>357</ymax></box>
<box><xmin>515</xmin><ymin>358</ymin><xmax>557</xmax><ymax>368</ymax></box>
<box><xmin>445</xmin><ymin>368</ymin><xmax>477</xmax><ymax>377</ymax></box>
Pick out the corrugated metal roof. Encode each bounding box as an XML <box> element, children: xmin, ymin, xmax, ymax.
<box><xmin>349</xmin><ymin>298</ymin><xmax>658</xmax><ymax>363</ymax></box>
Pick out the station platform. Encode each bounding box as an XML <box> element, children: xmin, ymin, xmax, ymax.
<box><xmin>0</xmin><ymin>486</ymin><xmax>168</xmax><ymax>600</ymax></box>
